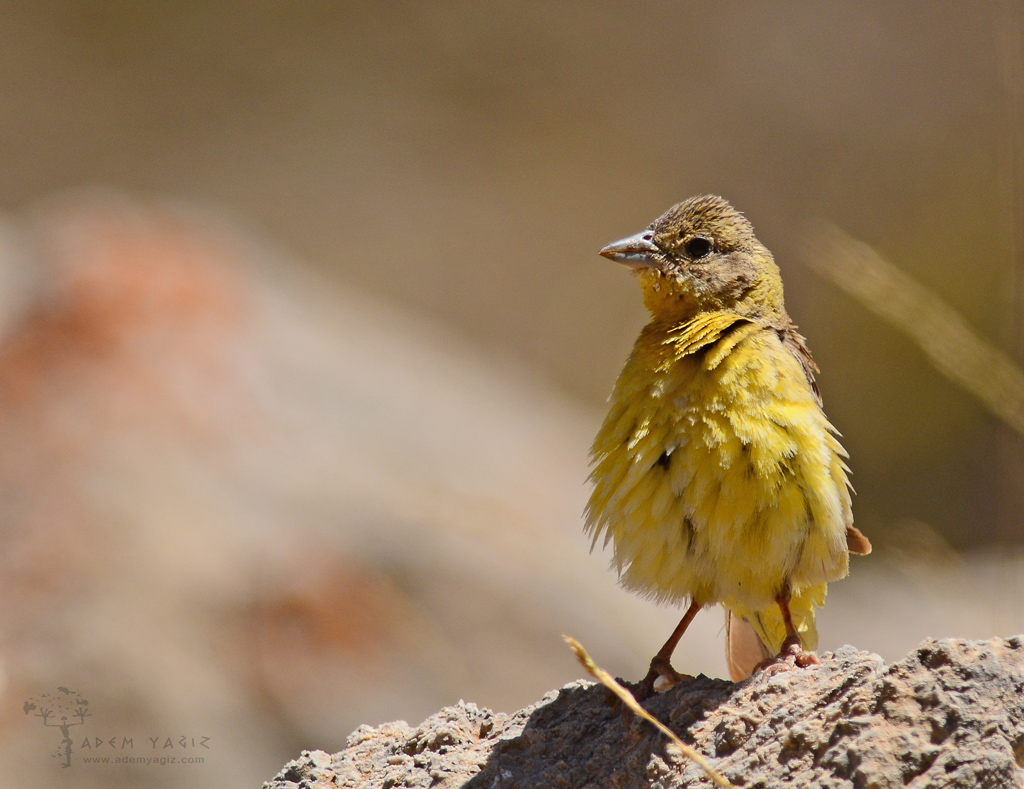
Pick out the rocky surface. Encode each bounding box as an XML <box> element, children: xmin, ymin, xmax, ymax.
<box><xmin>264</xmin><ymin>637</ymin><xmax>1024</xmax><ymax>789</ymax></box>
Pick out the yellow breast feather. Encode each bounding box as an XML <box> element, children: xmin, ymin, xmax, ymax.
<box><xmin>586</xmin><ymin>314</ymin><xmax>851</xmax><ymax>618</ymax></box>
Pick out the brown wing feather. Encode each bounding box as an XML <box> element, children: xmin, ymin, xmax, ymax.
<box><xmin>778</xmin><ymin>316</ymin><xmax>872</xmax><ymax>558</ymax></box>
<box><xmin>777</xmin><ymin>318</ymin><xmax>821</xmax><ymax>405</ymax></box>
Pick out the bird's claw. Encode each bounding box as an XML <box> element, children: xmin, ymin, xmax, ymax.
<box><xmin>753</xmin><ymin>636</ymin><xmax>820</xmax><ymax>676</ymax></box>
<box><xmin>633</xmin><ymin>657</ymin><xmax>694</xmax><ymax>700</ymax></box>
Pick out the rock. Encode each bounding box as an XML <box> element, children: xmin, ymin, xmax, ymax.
<box><xmin>263</xmin><ymin>637</ymin><xmax>1024</xmax><ymax>789</ymax></box>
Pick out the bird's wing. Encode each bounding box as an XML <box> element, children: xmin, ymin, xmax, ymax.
<box><xmin>777</xmin><ymin>321</ymin><xmax>822</xmax><ymax>404</ymax></box>
<box><xmin>778</xmin><ymin>320</ymin><xmax>872</xmax><ymax>557</ymax></box>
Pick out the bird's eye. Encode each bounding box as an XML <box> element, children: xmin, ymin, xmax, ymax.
<box><xmin>684</xmin><ymin>236</ymin><xmax>713</xmax><ymax>259</ymax></box>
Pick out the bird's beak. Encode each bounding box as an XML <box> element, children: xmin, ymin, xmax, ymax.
<box><xmin>599</xmin><ymin>231</ymin><xmax>662</xmax><ymax>270</ymax></box>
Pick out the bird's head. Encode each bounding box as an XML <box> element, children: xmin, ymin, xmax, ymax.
<box><xmin>600</xmin><ymin>195</ymin><xmax>785</xmax><ymax>323</ymax></box>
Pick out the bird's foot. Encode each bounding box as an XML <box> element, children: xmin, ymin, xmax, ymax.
<box><xmin>752</xmin><ymin>635</ymin><xmax>820</xmax><ymax>676</ymax></box>
<box><xmin>633</xmin><ymin>656</ymin><xmax>694</xmax><ymax>700</ymax></box>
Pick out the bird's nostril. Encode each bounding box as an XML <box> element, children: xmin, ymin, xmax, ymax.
<box><xmin>642</xmin><ymin>233</ymin><xmax>653</xmax><ymax>241</ymax></box>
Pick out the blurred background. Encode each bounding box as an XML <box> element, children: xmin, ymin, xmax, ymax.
<box><xmin>1</xmin><ymin>1</ymin><xmax>1022</xmax><ymax>786</ymax></box>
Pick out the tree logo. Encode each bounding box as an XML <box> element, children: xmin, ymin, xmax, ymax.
<box><xmin>23</xmin><ymin>687</ymin><xmax>91</xmax><ymax>768</ymax></box>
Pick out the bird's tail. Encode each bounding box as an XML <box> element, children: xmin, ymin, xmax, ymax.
<box><xmin>724</xmin><ymin>584</ymin><xmax>826</xmax><ymax>681</ymax></box>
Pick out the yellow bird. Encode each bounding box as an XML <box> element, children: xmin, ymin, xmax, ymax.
<box><xmin>586</xmin><ymin>195</ymin><xmax>870</xmax><ymax>691</ymax></box>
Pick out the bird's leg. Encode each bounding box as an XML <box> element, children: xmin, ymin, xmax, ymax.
<box><xmin>775</xmin><ymin>593</ymin><xmax>820</xmax><ymax>666</ymax></box>
<box><xmin>753</xmin><ymin>591</ymin><xmax>820</xmax><ymax>675</ymax></box>
<box><xmin>634</xmin><ymin>600</ymin><xmax>701</xmax><ymax>699</ymax></box>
